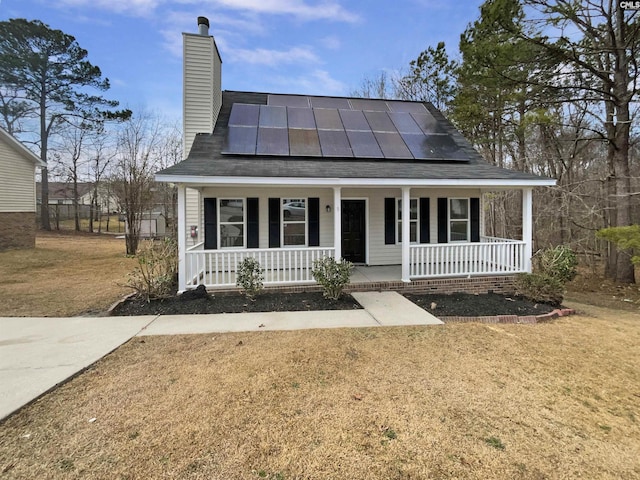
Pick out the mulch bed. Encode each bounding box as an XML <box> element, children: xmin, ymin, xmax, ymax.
<box><xmin>111</xmin><ymin>285</ymin><xmax>556</xmax><ymax>318</ymax></box>
<box><xmin>111</xmin><ymin>288</ymin><xmax>362</xmax><ymax>316</ymax></box>
<box><xmin>404</xmin><ymin>292</ymin><xmax>556</xmax><ymax>317</ymax></box>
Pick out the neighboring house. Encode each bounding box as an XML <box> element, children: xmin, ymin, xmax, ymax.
<box><xmin>0</xmin><ymin>127</ymin><xmax>46</xmax><ymax>250</ymax></box>
<box><xmin>125</xmin><ymin>211</ymin><xmax>167</xmax><ymax>238</ymax></box>
<box><xmin>36</xmin><ymin>182</ymin><xmax>118</xmax><ymax>213</ymax></box>
<box><xmin>156</xmin><ymin>17</ymin><xmax>556</xmax><ymax>293</ymax></box>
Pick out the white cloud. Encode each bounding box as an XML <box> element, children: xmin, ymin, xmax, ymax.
<box><xmin>269</xmin><ymin>69</ymin><xmax>346</xmax><ymax>95</ymax></box>
<box><xmin>56</xmin><ymin>0</ymin><xmax>161</xmax><ymax>17</ymax></box>
<box><xmin>319</xmin><ymin>35</ymin><xmax>341</xmax><ymax>50</ymax></box>
<box><xmin>226</xmin><ymin>45</ymin><xmax>319</xmax><ymax>66</ymax></box>
<box><xmin>54</xmin><ymin>0</ymin><xmax>359</xmax><ymax>22</ymax></box>
<box><xmin>177</xmin><ymin>0</ymin><xmax>359</xmax><ymax>23</ymax></box>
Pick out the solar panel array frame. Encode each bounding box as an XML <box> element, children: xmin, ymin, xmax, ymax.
<box><xmin>220</xmin><ymin>94</ymin><xmax>466</xmax><ymax>161</ymax></box>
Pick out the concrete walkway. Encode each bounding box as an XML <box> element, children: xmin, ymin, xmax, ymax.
<box><xmin>0</xmin><ymin>292</ymin><xmax>441</xmax><ymax>421</ymax></box>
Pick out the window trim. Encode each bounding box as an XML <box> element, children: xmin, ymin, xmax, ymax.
<box><xmin>218</xmin><ymin>198</ymin><xmax>246</xmax><ymax>249</ymax></box>
<box><xmin>396</xmin><ymin>197</ymin><xmax>419</xmax><ymax>245</ymax></box>
<box><xmin>281</xmin><ymin>197</ymin><xmax>308</xmax><ymax>247</ymax></box>
<box><xmin>448</xmin><ymin>197</ymin><xmax>470</xmax><ymax>243</ymax></box>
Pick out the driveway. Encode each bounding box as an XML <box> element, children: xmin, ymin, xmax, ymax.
<box><xmin>0</xmin><ymin>316</ymin><xmax>154</xmax><ymax>420</ymax></box>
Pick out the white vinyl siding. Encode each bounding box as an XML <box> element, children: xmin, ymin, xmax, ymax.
<box><xmin>343</xmin><ymin>188</ymin><xmax>483</xmax><ymax>266</ymax></box>
<box><xmin>191</xmin><ymin>186</ymin><xmax>483</xmax><ymax>265</ymax></box>
<box><xmin>0</xmin><ymin>137</ymin><xmax>38</xmax><ymax>212</ymax></box>
<box><xmin>200</xmin><ymin>187</ymin><xmax>333</xmax><ymax>249</ymax></box>
<box><xmin>183</xmin><ymin>33</ymin><xmax>222</xmax><ymax>160</ymax></box>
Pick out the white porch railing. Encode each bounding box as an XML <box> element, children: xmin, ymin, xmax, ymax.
<box><xmin>185</xmin><ymin>245</ymin><xmax>335</xmax><ymax>288</ymax></box>
<box><xmin>410</xmin><ymin>237</ymin><xmax>526</xmax><ymax>278</ymax></box>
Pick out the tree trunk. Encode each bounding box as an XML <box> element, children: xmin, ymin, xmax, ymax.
<box><xmin>40</xmin><ymin>167</ymin><xmax>50</xmax><ymax>230</ymax></box>
<box><xmin>73</xmin><ymin>180</ymin><xmax>80</xmax><ymax>231</ymax></box>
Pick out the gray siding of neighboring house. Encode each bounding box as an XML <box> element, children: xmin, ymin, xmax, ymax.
<box><xmin>0</xmin><ymin>133</ymin><xmax>40</xmax><ymax>250</ymax></box>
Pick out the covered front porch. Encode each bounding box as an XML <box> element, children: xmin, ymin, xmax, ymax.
<box><xmin>183</xmin><ymin>238</ymin><xmax>526</xmax><ymax>289</ymax></box>
<box><xmin>176</xmin><ymin>182</ymin><xmax>534</xmax><ymax>291</ymax></box>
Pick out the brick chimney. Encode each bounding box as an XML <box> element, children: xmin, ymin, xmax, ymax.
<box><xmin>182</xmin><ymin>16</ymin><xmax>222</xmax><ymax>159</ymax></box>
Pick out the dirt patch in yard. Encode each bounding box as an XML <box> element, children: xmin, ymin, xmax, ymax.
<box><xmin>1</xmin><ymin>305</ymin><xmax>639</xmax><ymax>479</ymax></box>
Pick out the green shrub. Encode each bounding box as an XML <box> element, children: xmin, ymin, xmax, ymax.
<box><xmin>516</xmin><ymin>244</ymin><xmax>577</xmax><ymax>306</ymax></box>
<box><xmin>126</xmin><ymin>237</ymin><xmax>178</xmax><ymax>302</ymax></box>
<box><xmin>236</xmin><ymin>257</ymin><xmax>264</xmax><ymax>299</ymax></box>
<box><xmin>311</xmin><ymin>256</ymin><xmax>353</xmax><ymax>301</ymax></box>
<box><xmin>535</xmin><ymin>245</ymin><xmax>578</xmax><ymax>283</ymax></box>
<box><xmin>514</xmin><ymin>273</ymin><xmax>564</xmax><ymax>306</ymax></box>
<box><xmin>597</xmin><ymin>225</ymin><xmax>640</xmax><ymax>265</ymax></box>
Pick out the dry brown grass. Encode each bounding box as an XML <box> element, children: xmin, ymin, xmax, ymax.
<box><xmin>0</xmin><ymin>231</ymin><xmax>136</xmax><ymax>316</ymax></box>
<box><xmin>1</xmin><ymin>305</ymin><xmax>639</xmax><ymax>479</ymax></box>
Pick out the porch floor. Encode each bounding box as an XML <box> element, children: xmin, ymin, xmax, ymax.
<box><xmin>351</xmin><ymin>265</ymin><xmax>402</xmax><ymax>283</ymax></box>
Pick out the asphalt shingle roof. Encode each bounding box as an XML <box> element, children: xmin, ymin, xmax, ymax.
<box><xmin>157</xmin><ymin>91</ymin><xmax>552</xmax><ymax>183</ymax></box>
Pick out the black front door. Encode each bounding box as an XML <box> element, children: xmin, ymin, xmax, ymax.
<box><xmin>341</xmin><ymin>200</ymin><xmax>366</xmax><ymax>263</ymax></box>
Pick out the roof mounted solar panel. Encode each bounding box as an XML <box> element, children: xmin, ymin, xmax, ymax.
<box><xmin>257</xmin><ymin>127</ymin><xmax>289</xmax><ymax>155</ymax></box>
<box><xmin>222</xmin><ymin>126</ymin><xmax>258</xmax><ymax>155</ymax></box>
<box><xmin>310</xmin><ymin>97</ymin><xmax>351</xmax><ymax>109</ymax></box>
<box><xmin>374</xmin><ymin>131</ymin><xmax>412</xmax><ymax>158</ymax></box>
<box><xmin>288</xmin><ymin>107</ymin><xmax>316</xmax><ymax>129</ymax></box>
<box><xmin>400</xmin><ymin>133</ymin><xmax>437</xmax><ymax>160</ymax></box>
<box><xmin>318</xmin><ymin>130</ymin><xmax>353</xmax><ymax>157</ymax></box>
<box><xmin>314</xmin><ymin>108</ymin><xmax>344</xmax><ymax>130</ymax></box>
<box><xmin>411</xmin><ymin>112</ymin><xmax>446</xmax><ymax>134</ymax></box>
<box><xmin>389</xmin><ymin>112</ymin><xmax>423</xmax><ymax>134</ymax></box>
<box><xmin>387</xmin><ymin>101</ymin><xmax>428</xmax><ymax>114</ymax></box>
<box><xmin>289</xmin><ymin>129</ymin><xmax>322</xmax><ymax>156</ymax></box>
<box><xmin>364</xmin><ymin>111</ymin><xmax>397</xmax><ymax>133</ymax></box>
<box><xmin>268</xmin><ymin>94</ymin><xmax>310</xmax><ymax>107</ymax></box>
<box><xmin>339</xmin><ymin>109</ymin><xmax>370</xmax><ymax>131</ymax></box>
<box><xmin>229</xmin><ymin>103</ymin><xmax>260</xmax><ymax>127</ymax></box>
<box><xmin>350</xmin><ymin>98</ymin><xmax>389</xmax><ymax>112</ymax></box>
<box><xmin>346</xmin><ymin>130</ymin><xmax>383</xmax><ymax>158</ymax></box>
<box><xmin>259</xmin><ymin>105</ymin><xmax>287</xmax><ymax>128</ymax></box>
<box><xmin>425</xmin><ymin>134</ymin><xmax>466</xmax><ymax>160</ymax></box>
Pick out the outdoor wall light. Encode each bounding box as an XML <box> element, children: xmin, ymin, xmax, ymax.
<box><xmin>326</xmin><ymin>205</ymin><xmax>332</xmax><ymax>213</ymax></box>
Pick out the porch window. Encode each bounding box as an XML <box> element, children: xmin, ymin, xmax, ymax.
<box><xmin>449</xmin><ymin>198</ymin><xmax>469</xmax><ymax>242</ymax></box>
<box><xmin>282</xmin><ymin>198</ymin><xmax>307</xmax><ymax>246</ymax></box>
<box><xmin>219</xmin><ymin>199</ymin><xmax>245</xmax><ymax>248</ymax></box>
<box><xmin>397</xmin><ymin>198</ymin><xmax>418</xmax><ymax>244</ymax></box>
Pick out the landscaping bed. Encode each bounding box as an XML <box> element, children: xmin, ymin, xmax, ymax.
<box><xmin>111</xmin><ymin>287</ymin><xmax>556</xmax><ymax>318</ymax></box>
<box><xmin>404</xmin><ymin>292</ymin><xmax>556</xmax><ymax>317</ymax></box>
<box><xmin>111</xmin><ymin>289</ymin><xmax>362</xmax><ymax>316</ymax></box>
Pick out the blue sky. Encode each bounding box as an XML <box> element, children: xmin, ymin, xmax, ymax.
<box><xmin>0</xmin><ymin>0</ymin><xmax>485</xmax><ymax>121</ymax></box>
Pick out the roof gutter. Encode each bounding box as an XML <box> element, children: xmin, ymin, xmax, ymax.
<box><xmin>155</xmin><ymin>173</ymin><xmax>556</xmax><ymax>189</ymax></box>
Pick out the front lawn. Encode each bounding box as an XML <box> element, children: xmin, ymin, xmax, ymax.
<box><xmin>1</xmin><ymin>306</ymin><xmax>638</xmax><ymax>479</ymax></box>
<box><xmin>0</xmin><ymin>231</ymin><xmax>136</xmax><ymax>316</ymax></box>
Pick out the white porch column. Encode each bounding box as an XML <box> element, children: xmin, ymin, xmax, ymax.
<box><xmin>177</xmin><ymin>184</ymin><xmax>187</xmax><ymax>292</ymax></box>
<box><xmin>522</xmin><ymin>187</ymin><xmax>533</xmax><ymax>272</ymax></box>
<box><xmin>333</xmin><ymin>187</ymin><xmax>342</xmax><ymax>260</ymax></box>
<box><xmin>401</xmin><ymin>186</ymin><xmax>411</xmax><ymax>282</ymax></box>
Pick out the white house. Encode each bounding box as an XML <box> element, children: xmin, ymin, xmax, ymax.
<box><xmin>0</xmin><ymin>127</ymin><xmax>46</xmax><ymax>250</ymax></box>
<box><xmin>156</xmin><ymin>17</ymin><xmax>556</xmax><ymax>293</ymax></box>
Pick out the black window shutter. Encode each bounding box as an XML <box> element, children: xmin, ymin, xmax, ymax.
<box><xmin>268</xmin><ymin>198</ymin><xmax>280</xmax><ymax>248</ymax></box>
<box><xmin>384</xmin><ymin>197</ymin><xmax>395</xmax><ymax>245</ymax></box>
<box><xmin>204</xmin><ymin>198</ymin><xmax>217</xmax><ymax>249</ymax></box>
<box><xmin>308</xmin><ymin>198</ymin><xmax>320</xmax><ymax>247</ymax></box>
<box><xmin>419</xmin><ymin>198</ymin><xmax>430</xmax><ymax>244</ymax></box>
<box><xmin>437</xmin><ymin>197</ymin><xmax>448</xmax><ymax>243</ymax></box>
<box><xmin>247</xmin><ymin>198</ymin><xmax>259</xmax><ymax>248</ymax></box>
<box><xmin>470</xmin><ymin>197</ymin><xmax>480</xmax><ymax>242</ymax></box>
